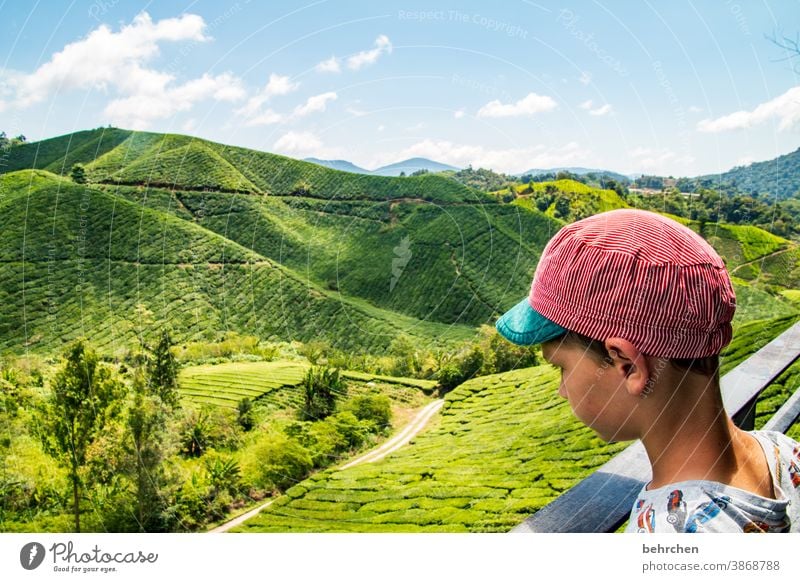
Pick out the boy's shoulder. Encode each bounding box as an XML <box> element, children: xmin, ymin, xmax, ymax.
<box><xmin>625</xmin><ymin>431</ymin><xmax>800</xmax><ymax>533</ymax></box>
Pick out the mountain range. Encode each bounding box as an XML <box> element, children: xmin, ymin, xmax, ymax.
<box><xmin>303</xmin><ymin>157</ymin><xmax>459</xmax><ymax>176</ymax></box>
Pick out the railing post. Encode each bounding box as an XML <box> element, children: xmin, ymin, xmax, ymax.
<box><xmin>731</xmin><ymin>394</ymin><xmax>757</xmax><ymax>430</ymax></box>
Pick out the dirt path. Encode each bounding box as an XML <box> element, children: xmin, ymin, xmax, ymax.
<box><xmin>209</xmin><ymin>398</ymin><xmax>445</xmax><ymax>533</ymax></box>
<box><xmin>730</xmin><ymin>246</ymin><xmax>793</xmax><ymax>276</ymax></box>
<box><xmin>339</xmin><ymin>399</ymin><xmax>444</xmax><ymax>469</ymax></box>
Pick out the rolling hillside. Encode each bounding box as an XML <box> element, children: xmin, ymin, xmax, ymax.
<box><xmin>0</xmin><ymin>170</ymin><xmax>475</xmax><ymax>354</ymax></box>
<box><xmin>692</xmin><ymin>146</ymin><xmax>800</xmax><ymax>199</ymax></box>
<box><xmin>0</xmin><ymin>128</ymin><xmax>796</xmax><ymax>356</ymax></box>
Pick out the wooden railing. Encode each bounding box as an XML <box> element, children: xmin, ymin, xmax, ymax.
<box><xmin>511</xmin><ymin>321</ymin><xmax>800</xmax><ymax>533</ymax></box>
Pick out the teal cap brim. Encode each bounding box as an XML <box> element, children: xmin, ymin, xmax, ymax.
<box><xmin>495</xmin><ymin>298</ymin><xmax>568</xmax><ymax>346</ymax></box>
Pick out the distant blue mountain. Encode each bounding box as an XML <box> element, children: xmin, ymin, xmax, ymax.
<box><xmin>370</xmin><ymin>157</ymin><xmax>461</xmax><ymax>176</ymax></box>
<box><xmin>303</xmin><ymin>158</ymin><xmax>371</xmax><ymax>174</ymax></box>
<box><xmin>304</xmin><ymin>156</ymin><xmax>461</xmax><ymax>176</ymax></box>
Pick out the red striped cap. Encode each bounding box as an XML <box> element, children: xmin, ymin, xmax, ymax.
<box><xmin>497</xmin><ymin>209</ymin><xmax>736</xmax><ymax>358</ymax></box>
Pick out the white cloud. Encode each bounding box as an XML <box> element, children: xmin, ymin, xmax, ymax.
<box><xmin>454</xmin><ymin>109</ymin><xmax>465</xmax><ymax>119</ymax></box>
<box><xmin>274</xmin><ymin>131</ymin><xmax>322</xmax><ymax>153</ymax></box>
<box><xmin>697</xmin><ymin>86</ymin><xmax>800</xmax><ymax>132</ymax></box>
<box><xmin>347</xmin><ymin>35</ymin><xmax>392</xmax><ymax>70</ymax></box>
<box><xmin>578</xmin><ymin>71</ymin><xmax>592</xmax><ymax>85</ymax></box>
<box><xmin>628</xmin><ymin>146</ymin><xmax>694</xmax><ymax>172</ymax></box>
<box><xmin>11</xmin><ymin>12</ymin><xmax>208</xmax><ymax>104</ymax></box>
<box><xmin>377</xmin><ymin>124</ymin><xmax>385</xmax><ymax>132</ymax></box>
<box><xmin>366</xmin><ymin>139</ymin><xmax>590</xmax><ymax>175</ymax></box>
<box><xmin>477</xmin><ymin>92</ymin><xmax>557</xmax><ymax>118</ymax></box>
<box><xmin>261</xmin><ymin>73</ymin><xmax>299</xmax><ymax>97</ymax></box>
<box><xmin>688</xmin><ymin>105</ymin><xmax>703</xmax><ymax>113</ymax></box>
<box><xmin>316</xmin><ymin>56</ymin><xmax>341</xmax><ymax>73</ymax></box>
<box><xmin>244</xmin><ymin>109</ymin><xmax>282</xmax><ymax>126</ymax></box>
<box><xmin>104</xmin><ymin>72</ymin><xmax>244</xmax><ymax>129</ymax></box>
<box><xmin>2</xmin><ymin>12</ymin><xmax>247</xmax><ymax>129</ymax></box>
<box><xmin>272</xmin><ymin>130</ymin><xmax>343</xmax><ymax>159</ymax></box>
<box><xmin>293</xmin><ymin>92</ymin><xmax>337</xmax><ymax>117</ymax></box>
<box><xmin>589</xmin><ymin>103</ymin><xmax>612</xmax><ymax>116</ymax></box>
<box><xmin>236</xmin><ymin>73</ymin><xmax>299</xmax><ymax>119</ymax></box>
<box><xmin>579</xmin><ymin>100</ymin><xmax>611</xmax><ymax>116</ymax></box>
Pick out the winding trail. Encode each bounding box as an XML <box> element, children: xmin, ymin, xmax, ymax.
<box><xmin>730</xmin><ymin>246</ymin><xmax>793</xmax><ymax>276</ymax></box>
<box><xmin>209</xmin><ymin>398</ymin><xmax>445</xmax><ymax>533</ymax></box>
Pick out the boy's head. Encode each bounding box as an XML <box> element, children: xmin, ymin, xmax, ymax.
<box><xmin>496</xmin><ymin>209</ymin><xmax>737</xmax><ymax>441</ymax></box>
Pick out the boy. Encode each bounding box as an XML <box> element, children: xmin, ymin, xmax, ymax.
<box><xmin>496</xmin><ymin>208</ymin><xmax>800</xmax><ymax>533</ymax></box>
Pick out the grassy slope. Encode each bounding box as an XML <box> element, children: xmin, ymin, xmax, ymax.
<box><xmin>0</xmin><ymin>128</ymin><xmax>133</xmax><ymax>175</ymax></box>
<box><xmin>0</xmin><ymin>170</ymin><xmax>474</xmax><ymax>355</ymax></box>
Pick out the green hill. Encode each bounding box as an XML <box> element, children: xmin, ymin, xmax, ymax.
<box><xmin>5</xmin><ymin>128</ymin><xmax>486</xmax><ymax>203</ymax></box>
<box><xmin>0</xmin><ymin>170</ymin><xmax>474</xmax><ymax>354</ymax></box>
<box><xmin>692</xmin><ymin>146</ymin><xmax>800</xmax><ymax>199</ymax></box>
<box><xmin>0</xmin><ymin>129</ymin><xmax>796</xmax><ymax>356</ymax></box>
<box><xmin>508</xmin><ymin>178</ymin><xmax>629</xmax><ymax>222</ymax></box>
<box><xmin>0</xmin><ymin>128</ymin><xmax>133</xmax><ymax>176</ymax></box>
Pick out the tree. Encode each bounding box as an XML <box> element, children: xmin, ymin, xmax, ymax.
<box><xmin>237</xmin><ymin>397</ymin><xmax>255</xmax><ymax>431</ymax></box>
<box><xmin>43</xmin><ymin>340</ymin><xmax>125</xmax><ymax>532</ymax></box>
<box><xmin>300</xmin><ymin>367</ymin><xmax>341</xmax><ymax>421</ymax></box>
<box><xmin>70</xmin><ymin>164</ymin><xmax>87</xmax><ymax>184</ymax></box>
<box><xmin>146</xmin><ymin>329</ymin><xmax>180</xmax><ymax>407</ymax></box>
<box><xmin>126</xmin><ymin>370</ymin><xmax>170</xmax><ymax>531</ymax></box>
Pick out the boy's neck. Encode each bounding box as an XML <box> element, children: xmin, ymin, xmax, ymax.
<box><xmin>638</xmin><ymin>375</ymin><xmax>775</xmax><ymax>498</ymax></box>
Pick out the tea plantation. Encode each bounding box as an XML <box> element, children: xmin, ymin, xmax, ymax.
<box><xmin>233</xmin><ymin>364</ymin><xmax>628</xmax><ymax>533</ymax></box>
<box><xmin>233</xmin><ymin>314</ymin><xmax>798</xmax><ymax>533</ymax></box>
<box><xmin>177</xmin><ymin>360</ymin><xmax>437</xmax><ymax>410</ymax></box>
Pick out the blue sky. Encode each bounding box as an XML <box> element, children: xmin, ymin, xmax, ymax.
<box><xmin>1</xmin><ymin>0</ymin><xmax>799</xmax><ymax>176</ymax></box>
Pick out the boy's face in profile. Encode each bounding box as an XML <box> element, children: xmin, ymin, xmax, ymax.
<box><xmin>541</xmin><ymin>339</ymin><xmax>639</xmax><ymax>443</ymax></box>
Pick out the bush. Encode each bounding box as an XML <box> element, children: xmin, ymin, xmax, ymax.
<box><xmin>177</xmin><ymin>405</ymin><xmax>239</xmax><ymax>457</ymax></box>
<box><xmin>243</xmin><ymin>431</ymin><xmax>313</xmax><ymax>491</ymax></box>
<box><xmin>237</xmin><ymin>398</ymin><xmax>255</xmax><ymax>431</ymax></box>
<box><xmin>343</xmin><ymin>394</ymin><xmax>392</xmax><ymax>430</ymax></box>
<box><xmin>328</xmin><ymin>411</ymin><xmax>372</xmax><ymax>450</ymax></box>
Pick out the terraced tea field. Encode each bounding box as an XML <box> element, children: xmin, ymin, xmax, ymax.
<box><xmin>178</xmin><ymin>361</ymin><xmax>310</xmax><ymax>409</ymax></box>
<box><xmin>178</xmin><ymin>360</ymin><xmax>438</xmax><ymax>410</ymax></box>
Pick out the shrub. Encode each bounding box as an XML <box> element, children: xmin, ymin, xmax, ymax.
<box><xmin>328</xmin><ymin>411</ymin><xmax>372</xmax><ymax>450</ymax></box>
<box><xmin>237</xmin><ymin>398</ymin><xmax>255</xmax><ymax>431</ymax></box>
<box><xmin>243</xmin><ymin>432</ymin><xmax>313</xmax><ymax>491</ymax></box>
<box><xmin>177</xmin><ymin>405</ymin><xmax>239</xmax><ymax>457</ymax></box>
<box><xmin>70</xmin><ymin>163</ymin><xmax>87</xmax><ymax>184</ymax></box>
<box><xmin>343</xmin><ymin>394</ymin><xmax>392</xmax><ymax>430</ymax></box>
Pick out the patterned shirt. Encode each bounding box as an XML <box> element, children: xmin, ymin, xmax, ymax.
<box><xmin>625</xmin><ymin>430</ymin><xmax>800</xmax><ymax>533</ymax></box>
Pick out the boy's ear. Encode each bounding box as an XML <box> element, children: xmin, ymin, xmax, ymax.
<box><xmin>603</xmin><ymin>337</ymin><xmax>650</xmax><ymax>397</ymax></box>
